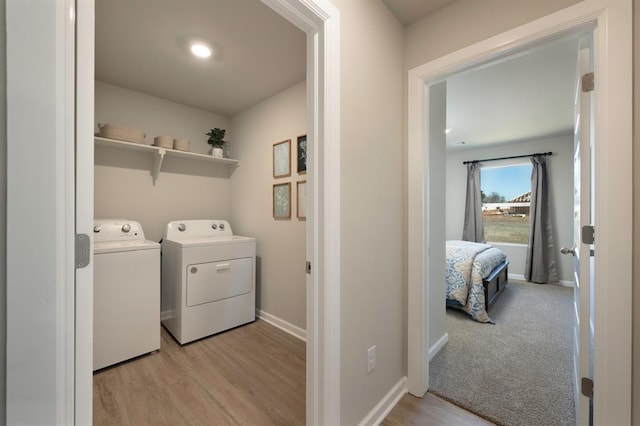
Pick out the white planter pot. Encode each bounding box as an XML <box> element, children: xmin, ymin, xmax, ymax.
<box><xmin>211</xmin><ymin>147</ymin><xmax>224</xmax><ymax>158</ymax></box>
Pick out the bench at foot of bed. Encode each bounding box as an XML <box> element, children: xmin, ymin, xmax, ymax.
<box><xmin>483</xmin><ymin>260</ymin><xmax>509</xmax><ymax>311</ymax></box>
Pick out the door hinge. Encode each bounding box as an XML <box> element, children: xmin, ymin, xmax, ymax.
<box><xmin>582</xmin><ymin>72</ymin><xmax>594</xmax><ymax>92</ymax></box>
<box><xmin>75</xmin><ymin>233</ymin><xmax>91</xmax><ymax>269</ymax></box>
<box><xmin>582</xmin><ymin>225</ymin><xmax>595</xmax><ymax>245</ymax></box>
<box><xmin>306</xmin><ymin>261</ymin><xmax>311</xmax><ymax>274</ymax></box>
<box><xmin>581</xmin><ymin>377</ymin><xmax>594</xmax><ymax>399</ymax></box>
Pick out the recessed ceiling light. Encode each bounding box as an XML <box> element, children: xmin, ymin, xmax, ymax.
<box><xmin>445</xmin><ymin>128</ymin><xmax>452</xmax><ymax>134</ymax></box>
<box><xmin>190</xmin><ymin>43</ymin><xmax>212</xmax><ymax>59</ymax></box>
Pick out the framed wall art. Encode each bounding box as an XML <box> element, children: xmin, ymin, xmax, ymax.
<box><xmin>297</xmin><ymin>180</ymin><xmax>307</xmax><ymax>220</ymax></box>
<box><xmin>273</xmin><ymin>182</ymin><xmax>291</xmax><ymax>219</ymax></box>
<box><xmin>297</xmin><ymin>134</ymin><xmax>307</xmax><ymax>174</ymax></box>
<box><xmin>273</xmin><ymin>139</ymin><xmax>291</xmax><ymax>178</ymax></box>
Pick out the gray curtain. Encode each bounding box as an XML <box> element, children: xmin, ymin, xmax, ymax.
<box><xmin>525</xmin><ymin>156</ymin><xmax>558</xmax><ymax>283</ymax></box>
<box><xmin>462</xmin><ymin>162</ymin><xmax>484</xmax><ymax>242</ymax></box>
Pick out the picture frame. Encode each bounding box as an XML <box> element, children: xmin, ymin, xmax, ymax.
<box><xmin>273</xmin><ymin>182</ymin><xmax>291</xmax><ymax>219</ymax></box>
<box><xmin>296</xmin><ymin>134</ymin><xmax>307</xmax><ymax>174</ymax></box>
<box><xmin>297</xmin><ymin>180</ymin><xmax>307</xmax><ymax>220</ymax></box>
<box><xmin>273</xmin><ymin>139</ymin><xmax>291</xmax><ymax>178</ymax></box>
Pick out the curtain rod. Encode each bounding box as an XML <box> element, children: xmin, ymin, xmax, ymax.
<box><xmin>462</xmin><ymin>151</ymin><xmax>552</xmax><ymax>165</ymax></box>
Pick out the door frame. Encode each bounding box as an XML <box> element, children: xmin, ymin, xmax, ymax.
<box><xmin>407</xmin><ymin>1</ymin><xmax>632</xmax><ymax>424</ymax></box>
<box><xmin>7</xmin><ymin>0</ymin><xmax>341</xmax><ymax>424</ymax></box>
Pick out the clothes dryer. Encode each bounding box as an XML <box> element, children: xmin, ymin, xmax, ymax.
<box><xmin>161</xmin><ymin>220</ymin><xmax>256</xmax><ymax>344</ymax></box>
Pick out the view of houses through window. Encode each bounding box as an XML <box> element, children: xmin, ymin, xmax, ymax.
<box><xmin>481</xmin><ymin>163</ymin><xmax>532</xmax><ymax>244</ymax></box>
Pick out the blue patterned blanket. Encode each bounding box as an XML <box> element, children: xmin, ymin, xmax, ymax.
<box><xmin>446</xmin><ymin>240</ymin><xmax>507</xmax><ymax>323</ymax></box>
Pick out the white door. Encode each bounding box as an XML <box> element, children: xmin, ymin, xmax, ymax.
<box><xmin>75</xmin><ymin>0</ymin><xmax>95</xmax><ymax>423</ymax></box>
<box><xmin>565</xmin><ymin>36</ymin><xmax>593</xmax><ymax>426</ymax></box>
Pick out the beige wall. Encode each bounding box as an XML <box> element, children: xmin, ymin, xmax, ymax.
<box><xmin>0</xmin><ymin>0</ymin><xmax>6</xmax><ymax>419</ymax></box>
<box><xmin>94</xmin><ymin>82</ymin><xmax>231</xmax><ymax>242</ymax></box>
<box><xmin>229</xmin><ymin>81</ymin><xmax>307</xmax><ymax>330</ymax></box>
<box><xmin>633</xmin><ymin>0</ymin><xmax>639</xmax><ymax>422</ymax></box>
<box><xmin>404</xmin><ymin>0</ymin><xmax>581</xmax><ymax>69</ymax></box>
<box><xmin>445</xmin><ymin>134</ymin><xmax>575</xmax><ymax>282</ymax></box>
<box><xmin>332</xmin><ymin>0</ymin><xmax>405</xmax><ymax>424</ymax></box>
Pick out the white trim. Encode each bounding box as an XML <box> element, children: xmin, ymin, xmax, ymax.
<box><xmin>407</xmin><ymin>2</ymin><xmax>632</xmax><ymax>424</ymax></box>
<box><xmin>508</xmin><ymin>273</ymin><xmax>574</xmax><ymax>288</ymax></box>
<box><xmin>75</xmin><ymin>0</ymin><xmax>95</xmax><ymax>424</ymax></box>
<box><xmin>357</xmin><ymin>377</ymin><xmax>408</xmax><ymax>426</ymax></box>
<box><xmin>256</xmin><ymin>309</ymin><xmax>307</xmax><ymax>342</ymax></box>
<box><xmin>255</xmin><ymin>2</ymin><xmax>342</xmax><ymax>425</ymax></box>
<box><xmin>508</xmin><ymin>273</ymin><xmax>526</xmax><ymax>281</ymax></box>
<box><xmin>428</xmin><ymin>333</ymin><xmax>449</xmax><ymax>361</ymax></box>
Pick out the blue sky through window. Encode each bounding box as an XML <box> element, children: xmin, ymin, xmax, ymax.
<box><xmin>481</xmin><ymin>163</ymin><xmax>532</xmax><ymax>201</ymax></box>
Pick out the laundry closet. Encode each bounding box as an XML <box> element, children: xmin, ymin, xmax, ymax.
<box><xmin>92</xmin><ymin>0</ymin><xmax>308</xmax><ymax>371</ymax></box>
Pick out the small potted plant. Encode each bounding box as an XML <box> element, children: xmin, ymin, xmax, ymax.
<box><xmin>206</xmin><ymin>128</ymin><xmax>226</xmax><ymax>158</ymax></box>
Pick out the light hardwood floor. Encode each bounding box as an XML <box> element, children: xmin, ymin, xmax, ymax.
<box><xmin>382</xmin><ymin>393</ymin><xmax>493</xmax><ymax>425</ymax></box>
<box><xmin>94</xmin><ymin>319</ymin><xmax>489</xmax><ymax>425</ymax></box>
<box><xmin>94</xmin><ymin>320</ymin><xmax>305</xmax><ymax>425</ymax></box>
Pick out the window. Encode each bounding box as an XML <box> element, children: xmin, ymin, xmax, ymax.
<box><xmin>481</xmin><ymin>163</ymin><xmax>532</xmax><ymax>244</ymax></box>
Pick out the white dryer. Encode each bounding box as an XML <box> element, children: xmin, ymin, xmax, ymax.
<box><xmin>93</xmin><ymin>220</ymin><xmax>160</xmax><ymax>370</ymax></box>
<box><xmin>161</xmin><ymin>220</ymin><xmax>256</xmax><ymax>344</ymax></box>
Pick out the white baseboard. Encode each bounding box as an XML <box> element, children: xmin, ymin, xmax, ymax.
<box><xmin>509</xmin><ymin>273</ymin><xmax>574</xmax><ymax>287</ymax></box>
<box><xmin>256</xmin><ymin>309</ymin><xmax>306</xmax><ymax>342</ymax></box>
<box><xmin>358</xmin><ymin>376</ymin><xmax>407</xmax><ymax>426</ymax></box>
<box><xmin>428</xmin><ymin>333</ymin><xmax>449</xmax><ymax>361</ymax></box>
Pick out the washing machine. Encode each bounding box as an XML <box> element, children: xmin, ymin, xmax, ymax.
<box><xmin>161</xmin><ymin>220</ymin><xmax>256</xmax><ymax>344</ymax></box>
<box><xmin>93</xmin><ymin>219</ymin><xmax>160</xmax><ymax>370</ymax></box>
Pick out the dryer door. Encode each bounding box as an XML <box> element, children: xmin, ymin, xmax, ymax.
<box><xmin>186</xmin><ymin>257</ymin><xmax>253</xmax><ymax>307</ymax></box>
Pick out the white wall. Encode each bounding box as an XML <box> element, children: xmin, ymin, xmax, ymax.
<box><xmin>428</xmin><ymin>82</ymin><xmax>447</xmax><ymax>354</ymax></box>
<box><xmin>331</xmin><ymin>1</ymin><xmax>405</xmax><ymax>424</ymax></box>
<box><xmin>94</xmin><ymin>81</ymin><xmax>231</xmax><ymax>242</ymax></box>
<box><xmin>0</xmin><ymin>0</ymin><xmax>6</xmax><ymax>419</ymax></box>
<box><xmin>445</xmin><ymin>134</ymin><xmax>574</xmax><ymax>282</ymax></box>
<box><xmin>229</xmin><ymin>81</ymin><xmax>307</xmax><ymax>330</ymax></box>
<box><xmin>633</xmin><ymin>3</ymin><xmax>640</xmax><ymax>422</ymax></box>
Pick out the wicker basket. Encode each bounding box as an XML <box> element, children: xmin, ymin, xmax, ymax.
<box><xmin>153</xmin><ymin>136</ymin><xmax>173</xmax><ymax>149</ymax></box>
<box><xmin>173</xmin><ymin>139</ymin><xmax>190</xmax><ymax>152</ymax></box>
<box><xmin>98</xmin><ymin>123</ymin><xmax>146</xmax><ymax>144</ymax></box>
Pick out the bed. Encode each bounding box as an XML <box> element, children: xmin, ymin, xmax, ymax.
<box><xmin>445</xmin><ymin>240</ymin><xmax>509</xmax><ymax>323</ymax></box>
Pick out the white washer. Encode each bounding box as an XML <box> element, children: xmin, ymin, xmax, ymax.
<box><xmin>93</xmin><ymin>220</ymin><xmax>160</xmax><ymax>370</ymax></box>
<box><xmin>161</xmin><ymin>220</ymin><xmax>256</xmax><ymax>344</ymax></box>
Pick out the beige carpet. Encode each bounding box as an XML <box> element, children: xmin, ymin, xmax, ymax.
<box><xmin>429</xmin><ymin>280</ymin><xmax>575</xmax><ymax>426</ymax></box>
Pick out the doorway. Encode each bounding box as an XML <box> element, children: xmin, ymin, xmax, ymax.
<box><xmin>406</xmin><ymin>1</ymin><xmax>632</xmax><ymax>424</ymax></box>
<box><xmin>2</xmin><ymin>0</ymin><xmax>341</xmax><ymax>424</ymax></box>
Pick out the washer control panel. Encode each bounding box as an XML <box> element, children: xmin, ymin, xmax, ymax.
<box><xmin>93</xmin><ymin>219</ymin><xmax>146</xmax><ymax>242</ymax></box>
<box><xmin>165</xmin><ymin>220</ymin><xmax>233</xmax><ymax>240</ymax></box>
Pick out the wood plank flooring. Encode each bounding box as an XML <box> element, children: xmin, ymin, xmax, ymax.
<box><xmin>94</xmin><ymin>318</ymin><xmax>489</xmax><ymax>425</ymax></box>
<box><xmin>93</xmin><ymin>320</ymin><xmax>306</xmax><ymax>425</ymax></box>
<box><xmin>382</xmin><ymin>393</ymin><xmax>494</xmax><ymax>425</ymax></box>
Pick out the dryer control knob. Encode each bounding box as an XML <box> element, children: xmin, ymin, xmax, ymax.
<box><xmin>211</xmin><ymin>224</ymin><xmax>218</xmax><ymax>230</ymax></box>
<box><xmin>93</xmin><ymin>226</ymin><xmax>101</xmax><ymax>233</ymax></box>
<box><xmin>219</xmin><ymin>223</ymin><xmax>225</xmax><ymax>230</ymax></box>
<box><xmin>178</xmin><ymin>223</ymin><xmax>186</xmax><ymax>232</ymax></box>
<box><xmin>121</xmin><ymin>224</ymin><xmax>131</xmax><ymax>233</ymax></box>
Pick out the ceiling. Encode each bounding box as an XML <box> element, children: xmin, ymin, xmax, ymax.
<box><xmin>95</xmin><ymin>0</ymin><xmax>306</xmax><ymax>117</ymax></box>
<box><xmin>382</xmin><ymin>0</ymin><xmax>458</xmax><ymax>25</ymax></box>
<box><xmin>96</xmin><ymin>0</ymin><xmax>578</xmax><ymax>147</ymax></box>
<box><xmin>445</xmin><ymin>36</ymin><xmax>579</xmax><ymax>149</ymax></box>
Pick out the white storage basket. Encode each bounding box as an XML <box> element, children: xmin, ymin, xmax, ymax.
<box><xmin>98</xmin><ymin>123</ymin><xmax>146</xmax><ymax>144</ymax></box>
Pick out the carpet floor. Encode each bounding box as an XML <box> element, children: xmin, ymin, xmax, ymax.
<box><xmin>429</xmin><ymin>280</ymin><xmax>576</xmax><ymax>426</ymax></box>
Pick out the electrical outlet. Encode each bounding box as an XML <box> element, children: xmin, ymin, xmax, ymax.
<box><xmin>367</xmin><ymin>345</ymin><xmax>376</xmax><ymax>374</ymax></box>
